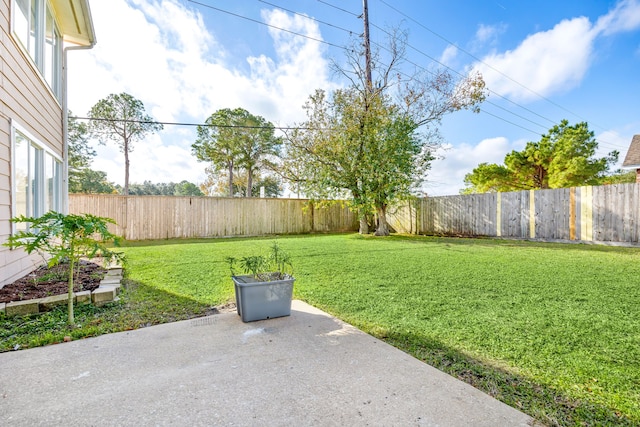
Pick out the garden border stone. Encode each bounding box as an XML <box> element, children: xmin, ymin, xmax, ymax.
<box><xmin>3</xmin><ymin>265</ymin><xmax>123</xmax><ymax>318</ymax></box>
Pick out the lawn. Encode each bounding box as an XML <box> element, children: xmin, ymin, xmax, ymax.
<box><xmin>2</xmin><ymin>233</ymin><xmax>639</xmax><ymax>425</ymax></box>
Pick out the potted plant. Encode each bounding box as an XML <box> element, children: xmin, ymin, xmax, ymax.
<box><xmin>226</xmin><ymin>241</ymin><xmax>294</xmax><ymax>322</ymax></box>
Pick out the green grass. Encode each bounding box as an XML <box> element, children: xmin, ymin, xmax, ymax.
<box><xmin>0</xmin><ymin>280</ymin><xmax>212</xmax><ymax>352</ymax></box>
<box><xmin>2</xmin><ymin>234</ymin><xmax>639</xmax><ymax>425</ymax></box>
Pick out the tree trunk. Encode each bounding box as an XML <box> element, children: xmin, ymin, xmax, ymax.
<box><xmin>247</xmin><ymin>168</ymin><xmax>253</xmax><ymax>198</ymax></box>
<box><xmin>359</xmin><ymin>216</ymin><xmax>369</xmax><ymax>234</ymax></box>
<box><xmin>228</xmin><ymin>161</ymin><xmax>234</xmax><ymax>197</ymax></box>
<box><xmin>67</xmin><ymin>249</ymin><xmax>75</xmax><ymax>326</ymax></box>
<box><xmin>124</xmin><ymin>139</ymin><xmax>130</xmax><ymax>196</ymax></box>
<box><xmin>374</xmin><ymin>205</ymin><xmax>390</xmax><ymax>236</ymax></box>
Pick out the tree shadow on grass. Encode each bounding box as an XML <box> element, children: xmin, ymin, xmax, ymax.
<box><xmin>387</xmin><ymin>234</ymin><xmax>640</xmax><ymax>255</ymax></box>
<box><xmin>379</xmin><ymin>329</ymin><xmax>636</xmax><ymax>426</ymax></box>
<box><xmin>0</xmin><ymin>280</ymin><xmax>221</xmax><ymax>353</ymax></box>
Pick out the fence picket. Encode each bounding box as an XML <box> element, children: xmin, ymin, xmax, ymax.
<box><xmin>70</xmin><ymin>184</ymin><xmax>640</xmax><ymax>244</ymax></box>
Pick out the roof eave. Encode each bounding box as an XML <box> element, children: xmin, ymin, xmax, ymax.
<box><xmin>51</xmin><ymin>0</ymin><xmax>96</xmax><ymax>47</ymax></box>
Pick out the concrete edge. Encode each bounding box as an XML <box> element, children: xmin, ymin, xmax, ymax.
<box><xmin>3</xmin><ymin>265</ymin><xmax>123</xmax><ymax>318</ymax></box>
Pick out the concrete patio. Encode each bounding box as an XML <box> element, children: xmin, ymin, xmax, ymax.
<box><xmin>0</xmin><ymin>300</ymin><xmax>534</xmax><ymax>426</ymax></box>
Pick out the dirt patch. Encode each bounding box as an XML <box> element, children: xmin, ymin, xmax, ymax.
<box><xmin>0</xmin><ymin>261</ymin><xmax>106</xmax><ymax>304</ymax></box>
<box><xmin>207</xmin><ymin>301</ymin><xmax>237</xmax><ymax>315</ymax></box>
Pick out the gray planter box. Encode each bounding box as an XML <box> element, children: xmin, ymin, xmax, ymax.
<box><xmin>232</xmin><ymin>274</ymin><xmax>295</xmax><ymax>322</ymax></box>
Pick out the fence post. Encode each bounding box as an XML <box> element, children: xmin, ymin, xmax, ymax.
<box><xmin>496</xmin><ymin>193</ymin><xmax>502</xmax><ymax>237</ymax></box>
<box><xmin>529</xmin><ymin>190</ymin><xmax>536</xmax><ymax>239</ymax></box>
<box><xmin>569</xmin><ymin>187</ymin><xmax>576</xmax><ymax>240</ymax></box>
<box><xmin>580</xmin><ymin>186</ymin><xmax>593</xmax><ymax>242</ymax></box>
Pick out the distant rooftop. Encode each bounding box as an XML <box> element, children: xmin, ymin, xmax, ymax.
<box><xmin>622</xmin><ymin>135</ymin><xmax>640</xmax><ymax>169</ymax></box>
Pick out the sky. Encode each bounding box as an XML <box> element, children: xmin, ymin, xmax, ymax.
<box><xmin>67</xmin><ymin>0</ymin><xmax>640</xmax><ymax>196</ymax></box>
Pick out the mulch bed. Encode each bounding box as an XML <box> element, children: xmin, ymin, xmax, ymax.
<box><xmin>0</xmin><ymin>261</ymin><xmax>106</xmax><ymax>304</ymax></box>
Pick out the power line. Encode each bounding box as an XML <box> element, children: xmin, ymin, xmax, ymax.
<box><xmin>367</xmin><ymin>23</ymin><xmax>627</xmax><ymax>150</ymax></box>
<box><xmin>71</xmin><ymin>116</ymin><xmax>329</xmax><ymax>131</ymax></box>
<box><xmin>368</xmin><ymin>23</ymin><xmax>556</xmax><ymax>127</ymax></box>
<box><xmin>181</xmin><ymin>2</ymin><xmax>626</xmax><ymax>150</ymax></box>
<box><xmin>480</xmin><ymin>110</ymin><xmax>542</xmax><ymax>135</ymax></box>
<box><xmin>368</xmin><ymin>38</ymin><xmax>552</xmax><ymax>136</ymax></box>
<box><xmin>258</xmin><ymin>0</ymin><xmax>357</xmax><ymax>36</ymax></box>
<box><xmin>375</xmin><ymin>0</ymin><xmax>614</xmax><ymax>133</ymax></box>
<box><xmin>187</xmin><ymin>0</ymin><xmax>567</xmax><ymax>143</ymax></box>
<box><xmin>316</xmin><ymin>0</ymin><xmax>360</xmax><ymax>18</ymax></box>
<box><xmin>187</xmin><ymin>0</ymin><xmax>345</xmax><ymax>49</ymax></box>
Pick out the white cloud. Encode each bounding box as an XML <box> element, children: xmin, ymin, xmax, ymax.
<box><xmin>595</xmin><ymin>0</ymin><xmax>640</xmax><ymax>36</ymax></box>
<box><xmin>91</xmin><ymin>131</ymin><xmax>207</xmax><ymax>186</ymax></box>
<box><xmin>471</xmin><ymin>0</ymin><xmax>640</xmax><ymax>103</ymax></box>
<box><xmin>67</xmin><ymin>0</ymin><xmax>334</xmax><ymax>186</ymax></box>
<box><xmin>473</xmin><ymin>17</ymin><xmax>596</xmax><ymax>102</ymax></box>
<box><xmin>595</xmin><ymin>129</ymin><xmax>632</xmax><ymax>170</ymax></box>
<box><xmin>474</xmin><ymin>23</ymin><xmax>507</xmax><ymax>47</ymax></box>
<box><xmin>439</xmin><ymin>45</ymin><xmax>458</xmax><ymax>67</ymax></box>
<box><xmin>425</xmin><ymin>137</ymin><xmax>525</xmax><ymax>196</ymax></box>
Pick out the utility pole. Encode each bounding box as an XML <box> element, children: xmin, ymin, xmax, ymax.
<box><xmin>357</xmin><ymin>0</ymin><xmax>374</xmax><ymax>236</ymax></box>
<box><xmin>362</xmin><ymin>0</ymin><xmax>373</xmax><ymax>93</ymax></box>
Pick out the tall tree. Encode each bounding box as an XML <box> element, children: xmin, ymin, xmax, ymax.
<box><xmin>68</xmin><ymin>112</ymin><xmax>96</xmax><ymax>192</ymax></box>
<box><xmin>463</xmin><ymin>120</ymin><xmax>619</xmax><ymax>193</ymax></box>
<box><xmin>88</xmin><ymin>93</ymin><xmax>163</xmax><ymax>195</ymax></box>
<box><xmin>73</xmin><ymin>170</ymin><xmax>118</xmax><ymax>194</ymax></box>
<box><xmin>200</xmin><ymin>167</ymin><xmax>282</xmax><ymax>198</ymax></box>
<box><xmin>174</xmin><ymin>180</ymin><xmax>205</xmax><ymax>196</ymax></box>
<box><xmin>68</xmin><ymin>112</ymin><xmax>117</xmax><ymax>194</ymax></box>
<box><xmin>237</xmin><ymin>115</ymin><xmax>281</xmax><ymax>197</ymax></box>
<box><xmin>125</xmin><ymin>180</ymin><xmax>204</xmax><ymax>196</ymax></box>
<box><xmin>192</xmin><ymin>108</ymin><xmax>280</xmax><ymax>197</ymax></box>
<box><xmin>280</xmin><ymin>30</ymin><xmax>485</xmax><ymax>235</ymax></box>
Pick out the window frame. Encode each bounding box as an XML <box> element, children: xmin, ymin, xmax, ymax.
<box><xmin>11</xmin><ymin>121</ymin><xmax>63</xmax><ymax>233</ymax></box>
<box><xmin>10</xmin><ymin>0</ymin><xmax>64</xmax><ymax>100</ymax></box>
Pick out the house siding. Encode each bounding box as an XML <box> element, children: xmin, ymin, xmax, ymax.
<box><xmin>1</xmin><ymin>0</ymin><xmax>64</xmax><ymax>287</ymax></box>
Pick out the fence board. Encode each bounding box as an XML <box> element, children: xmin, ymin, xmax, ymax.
<box><xmin>71</xmin><ymin>183</ymin><xmax>640</xmax><ymax>245</ymax></box>
<box><xmin>69</xmin><ymin>195</ymin><xmax>358</xmax><ymax>240</ymax></box>
<box><xmin>403</xmin><ymin>184</ymin><xmax>640</xmax><ymax>244</ymax></box>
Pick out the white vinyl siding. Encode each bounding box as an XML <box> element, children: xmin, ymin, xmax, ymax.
<box><xmin>2</xmin><ymin>0</ymin><xmax>93</xmax><ymax>288</ymax></box>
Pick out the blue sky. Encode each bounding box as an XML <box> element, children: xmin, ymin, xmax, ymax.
<box><xmin>68</xmin><ymin>0</ymin><xmax>640</xmax><ymax>196</ymax></box>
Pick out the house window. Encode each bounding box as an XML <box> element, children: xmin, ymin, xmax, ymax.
<box><xmin>13</xmin><ymin>127</ymin><xmax>62</xmax><ymax>231</ymax></box>
<box><xmin>44</xmin><ymin>3</ymin><xmax>61</xmax><ymax>95</ymax></box>
<box><xmin>13</xmin><ymin>0</ymin><xmax>30</xmax><ymax>54</ymax></box>
<box><xmin>11</xmin><ymin>0</ymin><xmax>63</xmax><ymax>99</ymax></box>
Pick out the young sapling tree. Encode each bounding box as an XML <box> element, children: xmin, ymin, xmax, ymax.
<box><xmin>4</xmin><ymin>212</ymin><xmax>123</xmax><ymax>326</ymax></box>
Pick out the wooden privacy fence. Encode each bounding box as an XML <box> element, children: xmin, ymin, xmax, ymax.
<box><xmin>69</xmin><ymin>195</ymin><xmax>358</xmax><ymax>240</ymax></box>
<box><xmin>388</xmin><ymin>183</ymin><xmax>640</xmax><ymax>244</ymax></box>
<box><xmin>71</xmin><ymin>183</ymin><xmax>640</xmax><ymax>244</ymax></box>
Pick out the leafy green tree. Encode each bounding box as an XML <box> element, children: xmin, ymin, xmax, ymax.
<box><xmin>200</xmin><ymin>168</ymin><xmax>281</xmax><ymax>197</ymax></box>
<box><xmin>126</xmin><ymin>181</ymin><xmax>163</xmax><ymax>195</ymax></box>
<box><xmin>88</xmin><ymin>93</ymin><xmax>163</xmax><ymax>195</ymax></box>
<box><xmin>599</xmin><ymin>170</ymin><xmax>636</xmax><ymax>185</ymax></box>
<box><xmin>67</xmin><ymin>113</ymin><xmax>118</xmax><ymax>194</ymax></box>
<box><xmin>4</xmin><ymin>212</ymin><xmax>122</xmax><ymax>326</ymax></box>
<box><xmin>233</xmin><ymin>174</ymin><xmax>282</xmax><ymax>198</ymax></box>
<box><xmin>68</xmin><ymin>113</ymin><xmax>96</xmax><ymax>192</ymax></box>
<box><xmin>73</xmin><ymin>169</ymin><xmax>118</xmax><ymax>194</ymax></box>
<box><xmin>463</xmin><ymin>120</ymin><xmax>619</xmax><ymax>193</ymax></box>
<box><xmin>280</xmin><ymin>31</ymin><xmax>485</xmax><ymax>235</ymax></box>
<box><xmin>125</xmin><ymin>180</ymin><xmax>204</xmax><ymax>196</ymax></box>
<box><xmin>282</xmin><ymin>89</ymin><xmax>432</xmax><ymax>235</ymax></box>
<box><xmin>174</xmin><ymin>180</ymin><xmax>205</xmax><ymax>196</ymax></box>
<box><xmin>192</xmin><ymin>108</ymin><xmax>281</xmax><ymax>197</ymax></box>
